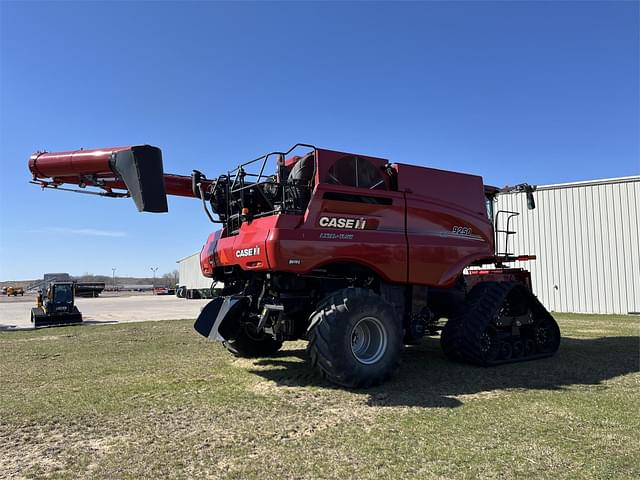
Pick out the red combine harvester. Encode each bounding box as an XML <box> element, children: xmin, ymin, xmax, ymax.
<box><xmin>28</xmin><ymin>144</ymin><xmax>560</xmax><ymax>387</ymax></box>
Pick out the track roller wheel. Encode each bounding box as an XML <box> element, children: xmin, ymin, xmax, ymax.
<box><xmin>534</xmin><ymin>316</ymin><xmax>561</xmax><ymax>355</ymax></box>
<box><xmin>498</xmin><ymin>341</ymin><xmax>513</xmax><ymax>361</ymax></box>
<box><xmin>512</xmin><ymin>340</ymin><xmax>524</xmax><ymax>358</ymax></box>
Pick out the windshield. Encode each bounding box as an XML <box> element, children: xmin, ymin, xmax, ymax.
<box><xmin>54</xmin><ymin>284</ymin><xmax>73</xmax><ymax>303</ymax></box>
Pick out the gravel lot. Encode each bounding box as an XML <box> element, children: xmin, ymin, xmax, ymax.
<box><xmin>0</xmin><ymin>293</ymin><xmax>210</xmax><ymax>330</ymax></box>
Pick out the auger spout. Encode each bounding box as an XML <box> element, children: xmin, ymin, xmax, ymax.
<box><xmin>28</xmin><ymin>145</ymin><xmax>207</xmax><ymax>212</ymax></box>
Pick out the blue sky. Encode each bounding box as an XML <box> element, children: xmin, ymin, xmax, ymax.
<box><xmin>0</xmin><ymin>1</ymin><xmax>638</xmax><ymax>280</ymax></box>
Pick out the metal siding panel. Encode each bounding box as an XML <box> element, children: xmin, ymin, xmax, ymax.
<box><xmin>617</xmin><ymin>182</ymin><xmax>630</xmax><ymax>312</ymax></box>
<box><xmin>611</xmin><ymin>183</ymin><xmax>626</xmax><ymax>313</ymax></box>
<box><xmin>608</xmin><ymin>184</ymin><xmax>620</xmax><ymax>312</ymax></box>
<box><xmin>571</xmin><ymin>188</ymin><xmax>587</xmax><ymax>312</ymax></box>
<box><xmin>628</xmin><ymin>181</ymin><xmax>640</xmax><ymax>313</ymax></box>
<box><xmin>575</xmin><ymin>187</ymin><xmax>588</xmax><ymax>313</ymax></box>
<box><xmin>618</xmin><ymin>183</ymin><xmax>635</xmax><ymax>313</ymax></box>
<box><xmin>535</xmin><ymin>189</ymin><xmax>549</xmax><ymax>308</ymax></box>
<box><xmin>561</xmin><ymin>187</ymin><xmax>574</xmax><ymax>312</ymax></box>
<box><xmin>546</xmin><ymin>189</ymin><xmax>557</xmax><ymax>310</ymax></box>
<box><xmin>608</xmin><ymin>183</ymin><xmax>619</xmax><ymax>313</ymax></box>
<box><xmin>534</xmin><ymin>190</ymin><xmax>545</xmax><ymax>304</ymax></box>
<box><xmin>602</xmin><ymin>184</ymin><xmax>617</xmax><ymax>313</ymax></box>
<box><xmin>538</xmin><ymin>189</ymin><xmax>552</xmax><ymax>308</ymax></box>
<box><xmin>565</xmin><ymin>188</ymin><xmax>577</xmax><ymax>312</ymax></box>
<box><xmin>585</xmin><ymin>185</ymin><xmax>601</xmax><ymax>313</ymax></box>
<box><xmin>582</xmin><ymin>186</ymin><xmax>595</xmax><ymax>313</ymax></box>
<box><xmin>593</xmin><ymin>185</ymin><xmax>608</xmax><ymax>313</ymax></box>
<box><xmin>565</xmin><ymin>187</ymin><xmax>576</xmax><ymax>312</ymax></box>
<box><xmin>555</xmin><ymin>188</ymin><xmax>566</xmax><ymax>312</ymax></box>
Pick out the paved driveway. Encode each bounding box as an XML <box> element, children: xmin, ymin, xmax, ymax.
<box><xmin>0</xmin><ymin>294</ymin><xmax>210</xmax><ymax>330</ymax></box>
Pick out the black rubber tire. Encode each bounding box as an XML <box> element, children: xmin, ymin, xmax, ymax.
<box><xmin>223</xmin><ymin>325</ymin><xmax>283</xmax><ymax>358</ymax></box>
<box><xmin>307</xmin><ymin>287</ymin><xmax>402</xmax><ymax>389</ymax></box>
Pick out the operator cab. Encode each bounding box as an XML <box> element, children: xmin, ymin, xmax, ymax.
<box><xmin>52</xmin><ymin>283</ymin><xmax>73</xmax><ymax>305</ymax></box>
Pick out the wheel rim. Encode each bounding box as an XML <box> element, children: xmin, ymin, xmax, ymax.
<box><xmin>350</xmin><ymin>316</ymin><xmax>388</xmax><ymax>365</ymax></box>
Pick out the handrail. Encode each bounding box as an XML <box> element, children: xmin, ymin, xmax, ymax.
<box><xmin>494</xmin><ymin>210</ymin><xmax>520</xmax><ymax>257</ymax></box>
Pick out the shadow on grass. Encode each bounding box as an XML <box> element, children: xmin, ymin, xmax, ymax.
<box><xmin>247</xmin><ymin>336</ymin><xmax>640</xmax><ymax>408</ymax></box>
<box><xmin>0</xmin><ymin>319</ymin><xmax>118</xmax><ymax>332</ymax></box>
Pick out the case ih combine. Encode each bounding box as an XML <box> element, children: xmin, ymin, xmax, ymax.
<box><xmin>28</xmin><ymin>144</ymin><xmax>560</xmax><ymax>387</ymax></box>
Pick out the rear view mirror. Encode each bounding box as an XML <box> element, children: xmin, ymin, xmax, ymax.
<box><xmin>527</xmin><ymin>191</ymin><xmax>536</xmax><ymax>210</ymax></box>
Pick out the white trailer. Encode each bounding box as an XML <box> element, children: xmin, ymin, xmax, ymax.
<box><xmin>176</xmin><ymin>252</ymin><xmax>215</xmax><ymax>299</ymax></box>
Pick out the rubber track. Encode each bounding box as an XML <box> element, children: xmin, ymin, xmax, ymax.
<box><xmin>442</xmin><ymin>281</ymin><xmax>560</xmax><ymax>366</ymax></box>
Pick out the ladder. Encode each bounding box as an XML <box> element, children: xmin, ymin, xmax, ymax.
<box><xmin>494</xmin><ymin>210</ymin><xmax>520</xmax><ymax>257</ymax></box>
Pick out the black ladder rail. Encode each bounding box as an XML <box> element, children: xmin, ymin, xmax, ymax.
<box><xmin>494</xmin><ymin>210</ymin><xmax>520</xmax><ymax>257</ymax></box>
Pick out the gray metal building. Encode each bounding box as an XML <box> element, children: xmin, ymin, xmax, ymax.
<box><xmin>177</xmin><ymin>252</ymin><xmax>213</xmax><ymax>290</ymax></box>
<box><xmin>494</xmin><ymin>175</ymin><xmax>639</xmax><ymax>315</ymax></box>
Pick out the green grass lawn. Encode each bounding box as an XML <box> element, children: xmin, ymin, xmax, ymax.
<box><xmin>1</xmin><ymin>313</ymin><xmax>638</xmax><ymax>479</ymax></box>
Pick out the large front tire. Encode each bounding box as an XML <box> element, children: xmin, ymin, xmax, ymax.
<box><xmin>307</xmin><ymin>288</ymin><xmax>402</xmax><ymax>388</ymax></box>
<box><xmin>223</xmin><ymin>325</ymin><xmax>283</xmax><ymax>358</ymax></box>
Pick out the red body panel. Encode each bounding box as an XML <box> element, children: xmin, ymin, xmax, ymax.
<box><xmin>398</xmin><ymin>164</ymin><xmax>494</xmax><ymax>287</ymax></box>
<box><xmin>272</xmin><ymin>184</ymin><xmax>408</xmax><ymax>283</ymax></box>
<box><xmin>199</xmin><ymin>150</ymin><xmax>496</xmax><ymax>288</ymax></box>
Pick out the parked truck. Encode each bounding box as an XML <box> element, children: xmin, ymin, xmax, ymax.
<box><xmin>5</xmin><ymin>286</ymin><xmax>24</xmax><ymax>297</ymax></box>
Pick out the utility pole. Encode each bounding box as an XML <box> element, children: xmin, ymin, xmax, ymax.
<box><xmin>112</xmin><ymin>268</ymin><xmax>117</xmax><ymax>292</ymax></box>
<box><xmin>150</xmin><ymin>267</ymin><xmax>158</xmax><ymax>291</ymax></box>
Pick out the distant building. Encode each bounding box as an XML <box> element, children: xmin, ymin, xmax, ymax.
<box><xmin>43</xmin><ymin>273</ymin><xmax>71</xmax><ymax>283</ymax></box>
<box><xmin>495</xmin><ymin>176</ymin><xmax>639</xmax><ymax>314</ymax></box>
<box><xmin>176</xmin><ymin>252</ymin><xmax>214</xmax><ymax>290</ymax></box>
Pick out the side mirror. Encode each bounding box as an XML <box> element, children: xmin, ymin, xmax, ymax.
<box><xmin>526</xmin><ymin>190</ymin><xmax>536</xmax><ymax>210</ymax></box>
<box><xmin>191</xmin><ymin>170</ymin><xmax>209</xmax><ymax>200</ymax></box>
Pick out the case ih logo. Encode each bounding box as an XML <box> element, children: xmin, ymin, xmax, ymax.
<box><xmin>319</xmin><ymin>216</ymin><xmax>367</xmax><ymax>230</ymax></box>
<box><xmin>235</xmin><ymin>246</ymin><xmax>260</xmax><ymax>258</ymax></box>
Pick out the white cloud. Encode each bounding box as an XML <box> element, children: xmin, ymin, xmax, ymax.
<box><xmin>31</xmin><ymin>227</ymin><xmax>128</xmax><ymax>238</ymax></box>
